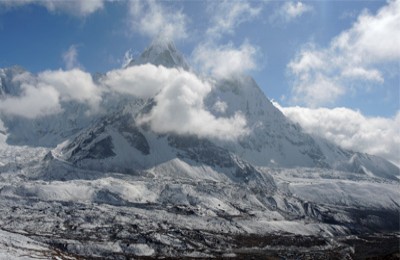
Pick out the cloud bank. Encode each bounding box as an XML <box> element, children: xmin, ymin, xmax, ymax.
<box><xmin>274</xmin><ymin>102</ymin><xmax>400</xmax><ymax>166</ymax></box>
<box><xmin>39</xmin><ymin>69</ymin><xmax>101</xmax><ymax>112</ymax></box>
<box><xmin>0</xmin><ymin>83</ymin><xmax>61</xmax><ymax>119</ymax></box>
<box><xmin>0</xmin><ymin>69</ymin><xmax>101</xmax><ymax>119</ymax></box>
<box><xmin>0</xmin><ymin>64</ymin><xmax>248</xmax><ymax>140</ymax></box>
<box><xmin>103</xmin><ymin>65</ymin><xmax>248</xmax><ymax>140</ymax></box>
<box><xmin>288</xmin><ymin>0</ymin><xmax>400</xmax><ymax>107</ymax></box>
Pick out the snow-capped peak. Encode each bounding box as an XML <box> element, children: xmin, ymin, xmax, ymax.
<box><xmin>128</xmin><ymin>38</ymin><xmax>189</xmax><ymax>70</ymax></box>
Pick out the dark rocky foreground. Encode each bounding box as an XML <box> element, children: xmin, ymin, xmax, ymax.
<box><xmin>0</xmin><ymin>197</ymin><xmax>398</xmax><ymax>259</ymax></box>
<box><xmin>22</xmin><ymin>230</ymin><xmax>400</xmax><ymax>259</ymax></box>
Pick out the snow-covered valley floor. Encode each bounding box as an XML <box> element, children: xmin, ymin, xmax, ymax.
<box><xmin>0</xmin><ymin>144</ymin><xmax>399</xmax><ymax>259</ymax></box>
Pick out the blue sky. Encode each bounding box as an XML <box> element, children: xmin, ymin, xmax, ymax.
<box><xmin>0</xmin><ymin>0</ymin><xmax>399</xmax><ymax>164</ymax></box>
<box><xmin>0</xmin><ymin>0</ymin><xmax>398</xmax><ymax>117</ymax></box>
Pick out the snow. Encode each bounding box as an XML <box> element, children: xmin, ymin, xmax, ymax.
<box><xmin>0</xmin><ymin>41</ymin><xmax>398</xmax><ymax>257</ymax></box>
<box><xmin>125</xmin><ymin>244</ymin><xmax>154</xmax><ymax>256</ymax></box>
<box><xmin>268</xmin><ymin>168</ymin><xmax>400</xmax><ymax>210</ymax></box>
<box><xmin>0</xmin><ymin>150</ymin><xmax>398</xmax><ymax>257</ymax></box>
<box><xmin>129</xmin><ymin>38</ymin><xmax>189</xmax><ymax>70</ymax></box>
<box><xmin>291</xmin><ymin>181</ymin><xmax>399</xmax><ymax>209</ymax></box>
<box><xmin>0</xmin><ymin>229</ymin><xmax>54</xmax><ymax>259</ymax></box>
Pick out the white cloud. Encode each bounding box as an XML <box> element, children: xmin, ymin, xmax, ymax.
<box><xmin>213</xmin><ymin>100</ymin><xmax>228</xmax><ymax>114</ymax></box>
<box><xmin>341</xmin><ymin>67</ymin><xmax>384</xmax><ymax>83</ymax></box>
<box><xmin>102</xmin><ymin>64</ymin><xmax>167</xmax><ymax>98</ymax></box>
<box><xmin>206</xmin><ymin>0</ymin><xmax>261</xmax><ymax>39</ymax></box>
<box><xmin>191</xmin><ymin>1</ymin><xmax>262</xmax><ymax>80</ymax></box>
<box><xmin>38</xmin><ymin>69</ymin><xmax>101</xmax><ymax>112</ymax></box>
<box><xmin>128</xmin><ymin>0</ymin><xmax>187</xmax><ymax>41</ymax></box>
<box><xmin>0</xmin><ymin>0</ymin><xmax>106</xmax><ymax>17</ymax></box>
<box><xmin>138</xmin><ymin>68</ymin><xmax>248</xmax><ymax>140</ymax></box>
<box><xmin>103</xmin><ymin>64</ymin><xmax>248</xmax><ymax>140</ymax></box>
<box><xmin>284</xmin><ymin>2</ymin><xmax>313</xmax><ymax>19</ymax></box>
<box><xmin>0</xmin><ymin>69</ymin><xmax>102</xmax><ymax>118</ymax></box>
<box><xmin>62</xmin><ymin>45</ymin><xmax>82</xmax><ymax>70</ymax></box>
<box><xmin>192</xmin><ymin>41</ymin><xmax>258</xmax><ymax>78</ymax></box>
<box><xmin>11</xmin><ymin>71</ymin><xmax>36</xmax><ymax>85</ymax></box>
<box><xmin>271</xmin><ymin>1</ymin><xmax>313</xmax><ymax>24</ymax></box>
<box><xmin>332</xmin><ymin>1</ymin><xmax>400</xmax><ymax>63</ymax></box>
<box><xmin>288</xmin><ymin>0</ymin><xmax>400</xmax><ymax>107</ymax></box>
<box><xmin>290</xmin><ymin>74</ymin><xmax>345</xmax><ymax>107</ymax></box>
<box><xmin>274</xmin><ymin>102</ymin><xmax>400</xmax><ymax>166</ymax></box>
<box><xmin>0</xmin><ymin>83</ymin><xmax>61</xmax><ymax>119</ymax></box>
<box><xmin>0</xmin><ymin>63</ymin><xmax>247</xmax><ymax>140</ymax></box>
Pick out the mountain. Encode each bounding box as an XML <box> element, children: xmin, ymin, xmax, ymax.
<box><xmin>0</xmin><ymin>41</ymin><xmax>399</xmax><ymax>258</ymax></box>
<box><xmin>51</xmin><ymin>40</ymin><xmax>398</xmax><ymax>180</ymax></box>
<box><xmin>207</xmin><ymin>76</ymin><xmax>399</xmax><ymax>179</ymax></box>
<box><xmin>126</xmin><ymin>38</ymin><xmax>189</xmax><ymax>70</ymax></box>
<box><xmin>54</xmin><ymin>74</ymin><xmax>399</xmax><ymax>180</ymax></box>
